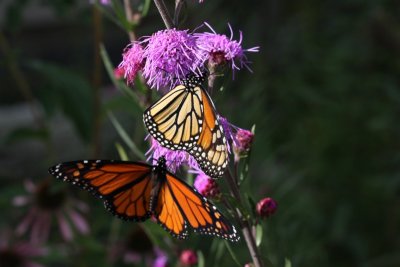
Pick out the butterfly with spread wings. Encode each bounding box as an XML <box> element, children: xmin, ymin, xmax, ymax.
<box><xmin>143</xmin><ymin>73</ymin><xmax>229</xmax><ymax>178</ymax></box>
<box><xmin>48</xmin><ymin>156</ymin><xmax>239</xmax><ymax>242</ymax></box>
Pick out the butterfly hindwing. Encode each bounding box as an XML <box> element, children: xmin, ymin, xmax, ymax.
<box><xmin>190</xmin><ymin>89</ymin><xmax>228</xmax><ymax>178</ymax></box>
<box><xmin>155</xmin><ymin>172</ymin><xmax>239</xmax><ymax>242</ymax></box>
<box><xmin>48</xmin><ymin>160</ymin><xmax>153</xmax><ymax>221</ymax></box>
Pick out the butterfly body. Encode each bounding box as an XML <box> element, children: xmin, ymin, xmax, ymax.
<box><xmin>48</xmin><ymin>157</ymin><xmax>239</xmax><ymax>241</ymax></box>
<box><xmin>143</xmin><ymin>74</ymin><xmax>229</xmax><ymax>178</ymax></box>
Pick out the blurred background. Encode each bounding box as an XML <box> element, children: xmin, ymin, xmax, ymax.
<box><xmin>1</xmin><ymin>0</ymin><xmax>399</xmax><ymax>266</ymax></box>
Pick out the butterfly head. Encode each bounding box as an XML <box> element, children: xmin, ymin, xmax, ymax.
<box><xmin>182</xmin><ymin>72</ymin><xmax>206</xmax><ymax>89</ymax></box>
<box><xmin>156</xmin><ymin>156</ymin><xmax>167</xmax><ymax>174</ymax></box>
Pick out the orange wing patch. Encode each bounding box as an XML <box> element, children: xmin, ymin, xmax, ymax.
<box><xmin>163</xmin><ymin>173</ymin><xmax>239</xmax><ymax>242</ymax></box>
<box><xmin>189</xmin><ymin>90</ymin><xmax>229</xmax><ymax>178</ymax></box>
<box><xmin>155</xmin><ymin>181</ymin><xmax>188</xmax><ymax>238</ymax></box>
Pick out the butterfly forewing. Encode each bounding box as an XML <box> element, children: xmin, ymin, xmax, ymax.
<box><xmin>143</xmin><ymin>74</ymin><xmax>229</xmax><ymax>178</ymax></box>
<box><xmin>48</xmin><ymin>160</ymin><xmax>153</xmax><ymax>221</ymax></box>
<box><xmin>144</xmin><ymin>85</ymin><xmax>204</xmax><ymax>150</ymax></box>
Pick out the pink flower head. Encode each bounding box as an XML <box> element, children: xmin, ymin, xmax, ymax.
<box><xmin>118</xmin><ymin>42</ymin><xmax>145</xmax><ymax>84</ymax></box>
<box><xmin>114</xmin><ymin>67</ymin><xmax>125</xmax><ymax>80</ymax></box>
<box><xmin>193</xmin><ymin>172</ymin><xmax>220</xmax><ymax>198</ymax></box>
<box><xmin>146</xmin><ymin>137</ymin><xmax>199</xmax><ymax>172</ymax></box>
<box><xmin>13</xmin><ymin>179</ymin><xmax>90</xmax><ymax>244</ymax></box>
<box><xmin>195</xmin><ymin>23</ymin><xmax>259</xmax><ymax>74</ymax></box>
<box><xmin>179</xmin><ymin>249</ymin><xmax>198</xmax><ymax>266</ymax></box>
<box><xmin>234</xmin><ymin>128</ymin><xmax>254</xmax><ymax>153</ymax></box>
<box><xmin>142</xmin><ymin>29</ymin><xmax>201</xmax><ymax>89</ymax></box>
<box><xmin>256</xmin><ymin>197</ymin><xmax>278</xmax><ymax>218</ymax></box>
<box><xmin>219</xmin><ymin>117</ymin><xmax>254</xmax><ymax>160</ymax></box>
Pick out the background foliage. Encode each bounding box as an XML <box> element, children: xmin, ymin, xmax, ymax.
<box><xmin>1</xmin><ymin>0</ymin><xmax>399</xmax><ymax>266</ymax></box>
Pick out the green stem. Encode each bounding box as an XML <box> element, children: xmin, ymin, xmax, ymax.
<box><xmin>225</xmin><ymin>170</ymin><xmax>264</xmax><ymax>267</ymax></box>
<box><xmin>123</xmin><ymin>0</ymin><xmax>137</xmax><ymax>41</ymax></box>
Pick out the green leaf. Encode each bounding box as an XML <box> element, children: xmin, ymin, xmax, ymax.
<box><xmin>255</xmin><ymin>223</ymin><xmax>263</xmax><ymax>247</ymax></box>
<box><xmin>108</xmin><ymin>111</ymin><xmax>145</xmax><ymax>160</ymax></box>
<box><xmin>197</xmin><ymin>250</ymin><xmax>205</xmax><ymax>267</ymax></box>
<box><xmin>247</xmin><ymin>194</ymin><xmax>257</xmax><ymax>218</ymax></box>
<box><xmin>224</xmin><ymin>241</ymin><xmax>242</xmax><ymax>267</ymax></box>
<box><xmin>115</xmin><ymin>142</ymin><xmax>129</xmax><ymax>161</ymax></box>
<box><xmin>100</xmin><ymin>44</ymin><xmax>144</xmax><ymax>109</ymax></box>
<box><xmin>140</xmin><ymin>0</ymin><xmax>152</xmax><ymax>17</ymax></box>
<box><xmin>284</xmin><ymin>258</ymin><xmax>292</xmax><ymax>267</ymax></box>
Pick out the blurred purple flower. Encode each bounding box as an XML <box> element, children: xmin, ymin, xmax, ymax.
<box><xmin>220</xmin><ymin>117</ymin><xmax>254</xmax><ymax>160</ymax></box>
<box><xmin>118</xmin><ymin>42</ymin><xmax>145</xmax><ymax>84</ymax></box>
<box><xmin>195</xmin><ymin>23</ymin><xmax>259</xmax><ymax>74</ymax></box>
<box><xmin>146</xmin><ymin>137</ymin><xmax>199</xmax><ymax>172</ymax></box>
<box><xmin>13</xmin><ymin>180</ymin><xmax>90</xmax><ymax>244</ymax></box>
<box><xmin>193</xmin><ymin>172</ymin><xmax>220</xmax><ymax>198</ymax></box>
<box><xmin>89</xmin><ymin>0</ymin><xmax>111</xmax><ymax>5</ymax></box>
<box><xmin>256</xmin><ymin>197</ymin><xmax>278</xmax><ymax>218</ymax></box>
<box><xmin>179</xmin><ymin>249</ymin><xmax>198</xmax><ymax>266</ymax></box>
<box><xmin>153</xmin><ymin>248</ymin><xmax>168</xmax><ymax>267</ymax></box>
<box><xmin>0</xmin><ymin>236</ymin><xmax>47</xmax><ymax>267</ymax></box>
<box><xmin>142</xmin><ymin>29</ymin><xmax>201</xmax><ymax>89</ymax></box>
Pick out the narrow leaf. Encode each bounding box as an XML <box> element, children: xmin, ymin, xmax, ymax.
<box><xmin>108</xmin><ymin>112</ymin><xmax>145</xmax><ymax>160</ymax></box>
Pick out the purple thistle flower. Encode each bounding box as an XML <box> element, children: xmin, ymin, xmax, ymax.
<box><xmin>195</xmin><ymin>23</ymin><xmax>259</xmax><ymax>74</ymax></box>
<box><xmin>146</xmin><ymin>137</ymin><xmax>199</xmax><ymax>172</ymax></box>
<box><xmin>13</xmin><ymin>180</ymin><xmax>90</xmax><ymax>244</ymax></box>
<box><xmin>118</xmin><ymin>42</ymin><xmax>145</xmax><ymax>84</ymax></box>
<box><xmin>0</xmin><ymin>234</ymin><xmax>47</xmax><ymax>267</ymax></box>
<box><xmin>142</xmin><ymin>29</ymin><xmax>202</xmax><ymax>89</ymax></box>
<box><xmin>193</xmin><ymin>172</ymin><xmax>220</xmax><ymax>198</ymax></box>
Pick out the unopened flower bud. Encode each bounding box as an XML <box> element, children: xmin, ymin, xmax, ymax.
<box><xmin>256</xmin><ymin>197</ymin><xmax>277</xmax><ymax>218</ymax></box>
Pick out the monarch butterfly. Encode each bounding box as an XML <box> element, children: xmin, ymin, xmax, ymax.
<box><xmin>48</xmin><ymin>156</ymin><xmax>239</xmax><ymax>242</ymax></box>
<box><xmin>143</xmin><ymin>73</ymin><xmax>229</xmax><ymax>178</ymax></box>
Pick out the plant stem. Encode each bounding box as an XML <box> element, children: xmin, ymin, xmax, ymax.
<box><xmin>123</xmin><ymin>0</ymin><xmax>137</xmax><ymax>41</ymax></box>
<box><xmin>225</xmin><ymin>170</ymin><xmax>264</xmax><ymax>267</ymax></box>
<box><xmin>174</xmin><ymin>0</ymin><xmax>185</xmax><ymax>26</ymax></box>
<box><xmin>153</xmin><ymin>0</ymin><xmax>174</xmax><ymax>29</ymax></box>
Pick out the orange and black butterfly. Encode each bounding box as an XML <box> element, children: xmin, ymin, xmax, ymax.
<box><xmin>48</xmin><ymin>156</ymin><xmax>239</xmax><ymax>242</ymax></box>
<box><xmin>143</xmin><ymin>74</ymin><xmax>229</xmax><ymax>178</ymax></box>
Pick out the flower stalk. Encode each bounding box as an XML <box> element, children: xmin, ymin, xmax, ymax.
<box><xmin>123</xmin><ymin>0</ymin><xmax>137</xmax><ymax>41</ymax></box>
<box><xmin>225</xmin><ymin>170</ymin><xmax>264</xmax><ymax>267</ymax></box>
<box><xmin>153</xmin><ymin>0</ymin><xmax>174</xmax><ymax>29</ymax></box>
